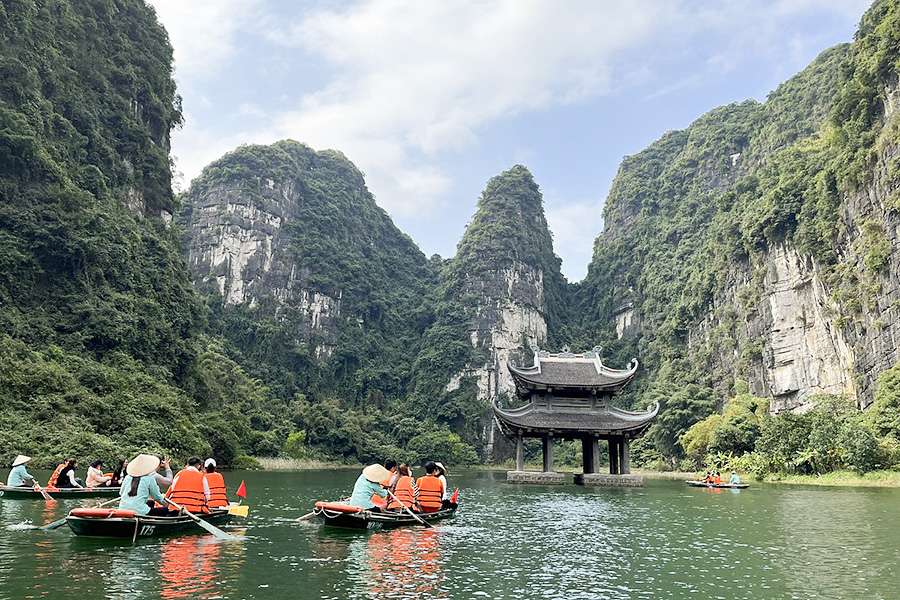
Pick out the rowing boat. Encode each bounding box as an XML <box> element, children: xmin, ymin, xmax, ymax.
<box><xmin>65</xmin><ymin>507</ymin><xmax>232</xmax><ymax>539</ymax></box>
<box><xmin>685</xmin><ymin>480</ymin><xmax>749</xmax><ymax>489</ymax></box>
<box><xmin>313</xmin><ymin>501</ymin><xmax>457</xmax><ymax>530</ymax></box>
<box><xmin>0</xmin><ymin>485</ymin><xmax>121</xmax><ymax>499</ymax></box>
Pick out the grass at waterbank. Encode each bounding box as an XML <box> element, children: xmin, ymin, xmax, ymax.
<box><xmin>251</xmin><ymin>459</ymin><xmax>900</xmax><ymax>488</ymax></box>
<box><xmin>758</xmin><ymin>470</ymin><xmax>900</xmax><ymax>488</ymax></box>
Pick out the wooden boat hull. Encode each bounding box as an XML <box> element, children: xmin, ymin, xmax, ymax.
<box><xmin>66</xmin><ymin>509</ymin><xmax>231</xmax><ymax>539</ymax></box>
<box><xmin>0</xmin><ymin>485</ymin><xmax>121</xmax><ymax>499</ymax></box>
<box><xmin>314</xmin><ymin>505</ymin><xmax>457</xmax><ymax>530</ymax></box>
<box><xmin>686</xmin><ymin>480</ymin><xmax>749</xmax><ymax>489</ymax></box>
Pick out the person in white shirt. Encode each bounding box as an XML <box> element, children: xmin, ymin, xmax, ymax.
<box><xmin>86</xmin><ymin>460</ymin><xmax>111</xmax><ymax>487</ymax></box>
<box><xmin>434</xmin><ymin>462</ymin><xmax>449</xmax><ymax>501</ymax></box>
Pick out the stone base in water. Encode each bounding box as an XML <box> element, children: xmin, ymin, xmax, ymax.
<box><xmin>506</xmin><ymin>471</ymin><xmax>567</xmax><ymax>484</ymax></box>
<box><xmin>574</xmin><ymin>473</ymin><xmax>644</xmax><ymax>487</ymax></box>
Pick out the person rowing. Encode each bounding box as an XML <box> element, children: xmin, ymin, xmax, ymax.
<box><xmin>729</xmin><ymin>471</ymin><xmax>741</xmax><ymax>485</ymax></box>
<box><xmin>119</xmin><ymin>454</ymin><xmax>171</xmax><ymax>516</ymax></box>
<box><xmin>349</xmin><ymin>464</ymin><xmax>390</xmax><ymax>511</ymax></box>
<box><xmin>6</xmin><ymin>455</ymin><xmax>35</xmax><ymax>487</ymax></box>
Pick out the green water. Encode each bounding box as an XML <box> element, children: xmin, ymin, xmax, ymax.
<box><xmin>0</xmin><ymin>470</ymin><xmax>898</xmax><ymax>599</ymax></box>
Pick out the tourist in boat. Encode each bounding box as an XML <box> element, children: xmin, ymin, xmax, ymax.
<box><xmin>386</xmin><ymin>464</ymin><xmax>418</xmax><ymax>511</ymax></box>
<box><xmin>434</xmin><ymin>462</ymin><xmax>454</xmax><ymax>508</ymax></box>
<box><xmin>155</xmin><ymin>456</ymin><xmax>174</xmax><ymax>488</ymax></box>
<box><xmin>55</xmin><ymin>458</ymin><xmax>83</xmax><ymax>488</ymax></box>
<box><xmin>119</xmin><ymin>454</ymin><xmax>170</xmax><ymax>516</ymax></box>
<box><xmin>415</xmin><ymin>462</ymin><xmax>445</xmax><ymax>513</ymax></box>
<box><xmin>713</xmin><ymin>471</ymin><xmax>722</xmax><ymax>485</ymax></box>
<box><xmin>109</xmin><ymin>458</ymin><xmax>127</xmax><ymax>487</ymax></box>
<box><xmin>86</xmin><ymin>460</ymin><xmax>111</xmax><ymax>488</ymax></box>
<box><xmin>7</xmin><ymin>455</ymin><xmax>35</xmax><ymax>487</ymax></box>
<box><xmin>371</xmin><ymin>459</ymin><xmax>399</xmax><ymax>509</ymax></box>
<box><xmin>349</xmin><ymin>464</ymin><xmax>390</xmax><ymax>511</ymax></box>
<box><xmin>163</xmin><ymin>457</ymin><xmax>211</xmax><ymax>514</ymax></box>
<box><xmin>702</xmin><ymin>470</ymin><xmax>712</xmax><ymax>484</ymax></box>
<box><xmin>729</xmin><ymin>471</ymin><xmax>741</xmax><ymax>485</ymax></box>
<box><xmin>47</xmin><ymin>460</ymin><xmax>67</xmax><ymax>488</ymax></box>
<box><xmin>203</xmin><ymin>458</ymin><xmax>228</xmax><ymax>509</ymax></box>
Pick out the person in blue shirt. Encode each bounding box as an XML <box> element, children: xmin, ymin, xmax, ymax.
<box><xmin>6</xmin><ymin>455</ymin><xmax>35</xmax><ymax>487</ymax></box>
<box><xmin>729</xmin><ymin>471</ymin><xmax>741</xmax><ymax>485</ymax></box>
<box><xmin>347</xmin><ymin>464</ymin><xmax>390</xmax><ymax>511</ymax></box>
<box><xmin>119</xmin><ymin>454</ymin><xmax>169</xmax><ymax>516</ymax></box>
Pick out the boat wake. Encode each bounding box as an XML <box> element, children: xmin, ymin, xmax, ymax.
<box><xmin>6</xmin><ymin>522</ymin><xmax>37</xmax><ymax>531</ymax></box>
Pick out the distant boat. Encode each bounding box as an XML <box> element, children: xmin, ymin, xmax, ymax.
<box><xmin>312</xmin><ymin>500</ymin><xmax>457</xmax><ymax>530</ymax></box>
<box><xmin>0</xmin><ymin>485</ymin><xmax>121</xmax><ymax>499</ymax></box>
<box><xmin>685</xmin><ymin>480</ymin><xmax>749</xmax><ymax>489</ymax></box>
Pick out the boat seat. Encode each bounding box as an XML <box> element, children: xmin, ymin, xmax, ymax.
<box><xmin>314</xmin><ymin>501</ymin><xmax>362</xmax><ymax>513</ymax></box>
<box><xmin>69</xmin><ymin>508</ymin><xmax>136</xmax><ymax>519</ymax></box>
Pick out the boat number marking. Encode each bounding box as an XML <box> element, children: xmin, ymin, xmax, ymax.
<box><xmin>0</xmin><ymin>491</ymin><xmax>5</xmax><ymax>497</ymax></box>
<box><xmin>140</xmin><ymin>525</ymin><xmax>155</xmax><ymax>536</ymax></box>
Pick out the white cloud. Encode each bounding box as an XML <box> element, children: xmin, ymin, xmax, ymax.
<box><xmin>263</xmin><ymin>0</ymin><xmax>680</xmax><ymax>216</ymax></box>
<box><xmin>545</xmin><ymin>198</ymin><xmax>604</xmax><ymax>282</ymax></box>
<box><xmin>147</xmin><ymin>0</ymin><xmax>261</xmax><ymax>81</ymax></box>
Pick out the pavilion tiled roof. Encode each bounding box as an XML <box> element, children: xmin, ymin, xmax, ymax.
<box><xmin>493</xmin><ymin>399</ymin><xmax>659</xmax><ymax>436</ymax></box>
<box><xmin>508</xmin><ymin>347</ymin><xmax>638</xmax><ymax>394</ymax></box>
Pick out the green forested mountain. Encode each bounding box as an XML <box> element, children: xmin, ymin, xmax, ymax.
<box><xmin>0</xmin><ymin>0</ymin><xmax>271</xmax><ymax>466</ymax></box>
<box><xmin>8</xmin><ymin>0</ymin><xmax>900</xmax><ymax>473</ymax></box>
<box><xmin>408</xmin><ymin>165</ymin><xmax>567</xmax><ymax>449</ymax></box>
<box><xmin>572</xmin><ymin>0</ymin><xmax>900</xmax><ymax>473</ymax></box>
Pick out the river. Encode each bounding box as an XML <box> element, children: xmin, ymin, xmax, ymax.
<box><xmin>0</xmin><ymin>469</ymin><xmax>896</xmax><ymax>599</ymax></box>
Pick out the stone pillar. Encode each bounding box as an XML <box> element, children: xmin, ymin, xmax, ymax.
<box><xmin>542</xmin><ymin>434</ymin><xmax>553</xmax><ymax>472</ymax></box>
<box><xmin>515</xmin><ymin>434</ymin><xmax>524</xmax><ymax>472</ymax></box>
<box><xmin>581</xmin><ymin>437</ymin><xmax>594</xmax><ymax>474</ymax></box>
<box><xmin>591</xmin><ymin>437</ymin><xmax>601</xmax><ymax>473</ymax></box>
<box><xmin>621</xmin><ymin>438</ymin><xmax>631</xmax><ymax>474</ymax></box>
<box><xmin>609</xmin><ymin>438</ymin><xmax>619</xmax><ymax>475</ymax></box>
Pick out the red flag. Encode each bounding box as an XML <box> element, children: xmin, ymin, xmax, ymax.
<box><xmin>236</xmin><ymin>480</ymin><xmax>247</xmax><ymax>499</ymax></box>
<box><xmin>450</xmin><ymin>488</ymin><xmax>459</xmax><ymax>504</ymax></box>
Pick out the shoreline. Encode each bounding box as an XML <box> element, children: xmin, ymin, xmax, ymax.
<box><xmin>251</xmin><ymin>459</ymin><xmax>900</xmax><ymax>488</ymax></box>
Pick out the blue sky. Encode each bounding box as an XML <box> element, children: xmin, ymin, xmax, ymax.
<box><xmin>149</xmin><ymin>0</ymin><xmax>869</xmax><ymax>281</ymax></box>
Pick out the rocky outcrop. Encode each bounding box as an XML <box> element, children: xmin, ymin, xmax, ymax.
<box><xmin>183</xmin><ymin>171</ymin><xmax>341</xmax><ymax>354</ymax></box>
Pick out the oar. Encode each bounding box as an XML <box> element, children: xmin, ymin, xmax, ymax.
<box><xmin>42</xmin><ymin>497</ymin><xmax>119</xmax><ymax>531</ymax></box>
<box><xmin>165</xmin><ymin>498</ymin><xmax>238</xmax><ymax>541</ymax></box>
<box><xmin>34</xmin><ymin>484</ymin><xmax>52</xmax><ymax>501</ymax></box>
<box><xmin>385</xmin><ymin>489</ymin><xmax>432</xmax><ymax>529</ymax></box>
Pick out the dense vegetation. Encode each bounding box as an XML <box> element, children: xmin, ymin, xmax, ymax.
<box><xmin>574</xmin><ymin>0</ymin><xmax>900</xmax><ymax>476</ymax></box>
<box><xmin>408</xmin><ymin>165</ymin><xmax>568</xmax><ymax>448</ymax></box>
<box><xmin>0</xmin><ymin>0</ymin><xmax>275</xmax><ymax>467</ymax></box>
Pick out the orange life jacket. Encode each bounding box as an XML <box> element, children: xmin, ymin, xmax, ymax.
<box><xmin>371</xmin><ymin>472</ymin><xmax>397</xmax><ymax>507</ymax></box>
<box><xmin>204</xmin><ymin>472</ymin><xmax>228</xmax><ymax>508</ymax></box>
<box><xmin>165</xmin><ymin>469</ymin><xmax>209</xmax><ymax>514</ymax></box>
<box><xmin>415</xmin><ymin>475</ymin><xmax>443</xmax><ymax>512</ymax></box>
<box><xmin>47</xmin><ymin>463</ymin><xmax>66</xmax><ymax>488</ymax></box>
<box><xmin>714</xmin><ymin>475</ymin><xmax>722</xmax><ymax>484</ymax></box>
<box><xmin>387</xmin><ymin>476</ymin><xmax>416</xmax><ymax>510</ymax></box>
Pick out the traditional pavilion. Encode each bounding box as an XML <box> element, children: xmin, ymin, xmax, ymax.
<box><xmin>493</xmin><ymin>346</ymin><xmax>658</xmax><ymax>487</ymax></box>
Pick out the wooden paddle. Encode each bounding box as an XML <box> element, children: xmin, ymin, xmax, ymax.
<box><xmin>42</xmin><ymin>497</ymin><xmax>120</xmax><ymax>531</ymax></box>
<box><xmin>165</xmin><ymin>498</ymin><xmax>238</xmax><ymax>541</ymax></box>
<box><xmin>34</xmin><ymin>484</ymin><xmax>52</xmax><ymax>501</ymax></box>
<box><xmin>385</xmin><ymin>489</ymin><xmax>433</xmax><ymax>529</ymax></box>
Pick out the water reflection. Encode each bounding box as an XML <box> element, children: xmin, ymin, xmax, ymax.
<box><xmin>364</xmin><ymin>528</ymin><xmax>447</xmax><ymax>599</ymax></box>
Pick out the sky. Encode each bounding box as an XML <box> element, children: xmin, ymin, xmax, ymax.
<box><xmin>148</xmin><ymin>0</ymin><xmax>870</xmax><ymax>281</ymax></box>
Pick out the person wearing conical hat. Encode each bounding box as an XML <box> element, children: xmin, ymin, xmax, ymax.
<box><xmin>347</xmin><ymin>464</ymin><xmax>390</xmax><ymax>510</ymax></box>
<box><xmin>6</xmin><ymin>455</ymin><xmax>35</xmax><ymax>487</ymax></box>
<box><xmin>118</xmin><ymin>454</ymin><xmax>169</xmax><ymax>516</ymax></box>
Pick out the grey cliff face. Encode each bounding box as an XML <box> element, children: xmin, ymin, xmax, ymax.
<box><xmin>183</xmin><ymin>176</ymin><xmax>340</xmax><ymax>356</ymax></box>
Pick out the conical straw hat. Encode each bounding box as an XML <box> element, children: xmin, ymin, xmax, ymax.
<box><xmin>362</xmin><ymin>464</ymin><xmax>390</xmax><ymax>483</ymax></box>
<box><xmin>12</xmin><ymin>455</ymin><xmax>30</xmax><ymax>467</ymax></box>
<box><xmin>126</xmin><ymin>454</ymin><xmax>160</xmax><ymax>477</ymax></box>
